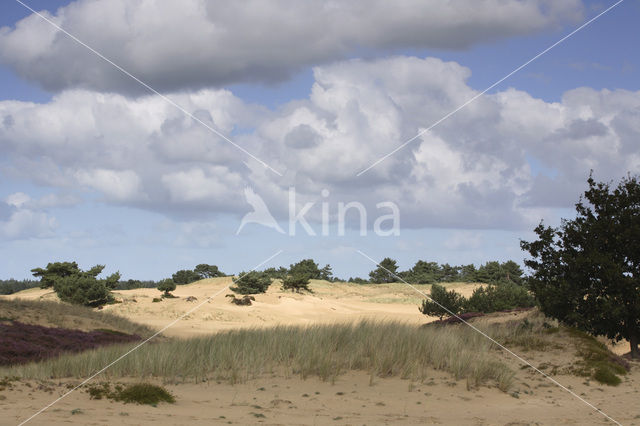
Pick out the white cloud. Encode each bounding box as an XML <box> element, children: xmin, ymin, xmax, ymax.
<box><xmin>0</xmin><ymin>0</ymin><xmax>583</xmax><ymax>94</ymax></box>
<box><xmin>1</xmin><ymin>56</ymin><xmax>639</xmax><ymax>231</ymax></box>
<box><xmin>0</xmin><ymin>201</ymin><xmax>57</xmax><ymax>240</ymax></box>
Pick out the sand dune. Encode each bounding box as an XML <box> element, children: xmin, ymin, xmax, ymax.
<box><xmin>2</xmin><ymin>279</ymin><xmax>638</xmax><ymax>425</ymax></box>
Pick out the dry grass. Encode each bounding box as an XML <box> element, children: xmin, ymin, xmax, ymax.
<box><xmin>2</xmin><ymin>319</ymin><xmax>519</xmax><ymax>391</ymax></box>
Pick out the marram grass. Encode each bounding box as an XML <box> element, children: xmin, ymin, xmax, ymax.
<box><xmin>1</xmin><ymin>320</ymin><xmax>520</xmax><ymax>390</ymax></box>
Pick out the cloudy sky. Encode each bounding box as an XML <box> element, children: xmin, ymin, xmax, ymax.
<box><xmin>0</xmin><ymin>0</ymin><xmax>638</xmax><ymax>280</ymax></box>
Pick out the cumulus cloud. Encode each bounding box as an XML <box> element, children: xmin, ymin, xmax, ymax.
<box><xmin>1</xmin><ymin>56</ymin><xmax>639</xmax><ymax>231</ymax></box>
<box><xmin>0</xmin><ymin>0</ymin><xmax>583</xmax><ymax>94</ymax></box>
<box><xmin>0</xmin><ymin>195</ymin><xmax>58</xmax><ymax>240</ymax></box>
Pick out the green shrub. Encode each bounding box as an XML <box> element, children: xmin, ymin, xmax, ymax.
<box><xmin>157</xmin><ymin>279</ymin><xmax>176</xmax><ymax>297</ymax></box>
<box><xmin>281</xmin><ymin>274</ymin><xmax>311</xmax><ymax>293</ymax></box>
<box><xmin>87</xmin><ymin>382</ymin><xmax>175</xmax><ymax>405</ymax></box>
<box><xmin>419</xmin><ymin>284</ymin><xmax>465</xmax><ymax>320</ymax></box>
<box><xmin>115</xmin><ymin>383</ymin><xmax>175</xmax><ymax>405</ymax></box>
<box><xmin>171</xmin><ymin>270</ymin><xmax>200</xmax><ymax>285</ymax></box>
<box><xmin>230</xmin><ymin>271</ymin><xmax>273</xmax><ymax>295</ymax></box>
<box><xmin>465</xmin><ymin>283</ymin><xmax>534</xmax><ymax>313</ymax></box>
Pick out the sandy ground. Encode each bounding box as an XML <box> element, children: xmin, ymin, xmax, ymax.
<box><xmin>2</xmin><ymin>279</ymin><xmax>639</xmax><ymax>425</ymax></box>
<box><xmin>2</xmin><ymin>366</ymin><xmax>639</xmax><ymax>425</ymax></box>
<box><xmin>1</xmin><ymin>279</ymin><xmax>483</xmax><ymax>337</ymax></box>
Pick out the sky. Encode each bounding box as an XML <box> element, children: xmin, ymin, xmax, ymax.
<box><xmin>0</xmin><ymin>0</ymin><xmax>639</xmax><ymax>281</ymax></box>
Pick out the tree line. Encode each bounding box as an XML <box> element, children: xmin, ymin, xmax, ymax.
<box><xmin>13</xmin><ymin>174</ymin><xmax>640</xmax><ymax>358</ymax></box>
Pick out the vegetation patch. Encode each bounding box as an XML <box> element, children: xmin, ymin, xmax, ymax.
<box><xmin>566</xmin><ymin>328</ymin><xmax>629</xmax><ymax>386</ymax></box>
<box><xmin>0</xmin><ymin>321</ymin><xmax>140</xmax><ymax>366</ymax></box>
<box><xmin>86</xmin><ymin>382</ymin><xmax>175</xmax><ymax>405</ymax></box>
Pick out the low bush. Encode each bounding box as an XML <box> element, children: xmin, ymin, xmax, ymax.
<box><xmin>418</xmin><ymin>284</ymin><xmax>465</xmax><ymax>320</ymax></box>
<box><xmin>465</xmin><ymin>283</ymin><xmax>535</xmax><ymax>313</ymax></box>
<box><xmin>230</xmin><ymin>271</ymin><xmax>272</xmax><ymax>295</ymax></box>
<box><xmin>281</xmin><ymin>274</ymin><xmax>311</xmax><ymax>293</ymax></box>
<box><xmin>87</xmin><ymin>382</ymin><xmax>175</xmax><ymax>405</ymax></box>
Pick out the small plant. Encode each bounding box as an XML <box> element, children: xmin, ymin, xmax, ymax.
<box><xmin>281</xmin><ymin>274</ymin><xmax>311</xmax><ymax>293</ymax></box>
<box><xmin>152</xmin><ymin>298</ymin><xmax>162</xmax><ymax>303</ymax></box>
<box><xmin>230</xmin><ymin>271</ymin><xmax>273</xmax><ymax>295</ymax></box>
<box><xmin>86</xmin><ymin>382</ymin><xmax>175</xmax><ymax>405</ymax></box>
<box><xmin>157</xmin><ymin>279</ymin><xmax>176</xmax><ymax>298</ymax></box>
<box><xmin>226</xmin><ymin>294</ymin><xmax>255</xmax><ymax>306</ymax></box>
<box><xmin>419</xmin><ymin>284</ymin><xmax>465</xmax><ymax>320</ymax></box>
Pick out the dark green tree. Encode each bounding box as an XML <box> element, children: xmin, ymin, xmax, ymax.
<box><xmin>172</xmin><ymin>269</ymin><xmax>201</xmax><ymax>285</ymax></box>
<box><xmin>465</xmin><ymin>283</ymin><xmax>534</xmax><ymax>313</ymax></box>
<box><xmin>31</xmin><ymin>261</ymin><xmax>81</xmax><ymax>289</ymax></box>
<box><xmin>319</xmin><ymin>264</ymin><xmax>334</xmax><ymax>281</ymax></box>
<box><xmin>369</xmin><ymin>257</ymin><xmax>399</xmax><ymax>283</ymax></box>
<box><xmin>157</xmin><ymin>278</ymin><xmax>177</xmax><ymax>297</ymax></box>
<box><xmin>418</xmin><ymin>284</ymin><xmax>465</xmax><ymax>320</ymax></box>
<box><xmin>32</xmin><ymin>263</ymin><xmax>120</xmax><ymax>307</ymax></box>
<box><xmin>281</xmin><ymin>273</ymin><xmax>312</xmax><ymax>293</ymax></box>
<box><xmin>521</xmin><ymin>174</ymin><xmax>640</xmax><ymax>358</ymax></box>
<box><xmin>194</xmin><ymin>264</ymin><xmax>225</xmax><ymax>279</ymax></box>
<box><xmin>230</xmin><ymin>271</ymin><xmax>273</xmax><ymax>295</ymax></box>
<box><xmin>289</xmin><ymin>259</ymin><xmax>322</xmax><ymax>279</ymax></box>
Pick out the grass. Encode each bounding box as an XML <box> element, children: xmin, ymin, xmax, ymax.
<box><xmin>565</xmin><ymin>328</ymin><xmax>629</xmax><ymax>386</ymax></box>
<box><xmin>0</xmin><ymin>298</ymin><xmax>154</xmax><ymax>338</ymax></box>
<box><xmin>1</xmin><ymin>320</ymin><xmax>517</xmax><ymax>391</ymax></box>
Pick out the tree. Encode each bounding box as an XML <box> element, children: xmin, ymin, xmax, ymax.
<box><xmin>369</xmin><ymin>257</ymin><xmax>399</xmax><ymax>283</ymax></box>
<box><xmin>289</xmin><ymin>259</ymin><xmax>321</xmax><ymax>279</ymax></box>
<box><xmin>282</xmin><ymin>274</ymin><xmax>311</xmax><ymax>293</ymax></box>
<box><xmin>32</xmin><ymin>262</ymin><xmax>120</xmax><ymax>307</ymax></box>
<box><xmin>521</xmin><ymin>174</ymin><xmax>640</xmax><ymax>358</ymax></box>
<box><xmin>418</xmin><ymin>284</ymin><xmax>465</xmax><ymax>320</ymax></box>
<box><xmin>194</xmin><ymin>264</ymin><xmax>225</xmax><ymax>279</ymax></box>
<box><xmin>319</xmin><ymin>264</ymin><xmax>333</xmax><ymax>281</ymax></box>
<box><xmin>230</xmin><ymin>271</ymin><xmax>273</xmax><ymax>295</ymax></box>
<box><xmin>31</xmin><ymin>261</ymin><xmax>81</xmax><ymax>289</ymax></box>
<box><xmin>157</xmin><ymin>279</ymin><xmax>176</xmax><ymax>297</ymax></box>
<box><xmin>172</xmin><ymin>269</ymin><xmax>200</xmax><ymax>285</ymax></box>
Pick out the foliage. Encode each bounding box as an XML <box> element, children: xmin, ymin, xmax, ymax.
<box><xmin>419</xmin><ymin>284</ymin><xmax>465</xmax><ymax>320</ymax></box>
<box><xmin>194</xmin><ymin>264</ymin><xmax>225</xmax><ymax>279</ymax></box>
<box><xmin>288</xmin><ymin>259</ymin><xmax>333</xmax><ymax>281</ymax></box>
<box><xmin>230</xmin><ymin>271</ymin><xmax>273</xmax><ymax>295</ymax></box>
<box><xmin>157</xmin><ymin>279</ymin><xmax>176</xmax><ymax>297</ymax></box>
<box><xmin>87</xmin><ymin>382</ymin><xmax>175</xmax><ymax>405</ymax></box>
<box><xmin>347</xmin><ymin>277</ymin><xmax>369</xmax><ymax>284</ymax></box>
<box><xmin>0</xmin><ymin>279</ymin><xmax>39</xmax><ymax>295</ymax></box>
<box><xmin>263</xmin><ymin>267</ymin><xmax>289</xmax><ymax>280</ymax></box>
<box><xmin>281</xmin><ymin>274</ymin><xmax>311</xmax><ymax>293</ymax></box>
<box><xmin>115</xmin><ymin>279</ymin><xmax>158</xmax><ymax>290</ymax></box>
<box><xmin>171</xmin><ymin>269</ymin><xmax>200</xmax><ymax>285</ymax></box>
<box><xmin>521</xmin><ymin>173</ymin><xmax>640</xmax><ymax>358</ymax></box>
<box><xmin>31</xmin><ymin>262</ymin><xmax>81</xmax><ymax>289</ymax></box>
<box><xmin>465</xmin><ymin>283</ymin><xmax>534</xmax><ymax>313</ymax></box>
<box><xmin>226</xmin><ymin>294</ymin><xmax>255</xmax><ymax>306</ymax></box>
<box><xmin>368</xmin><ymin>257</ymin><xmax>399</xmax><ymax>283</ymax></box>
<box><xmin>31</xmin><ymin>262</ymin><xmax>120</xmax><ymax>307</ymax></box>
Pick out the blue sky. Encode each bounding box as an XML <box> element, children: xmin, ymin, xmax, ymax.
<box><xmin>0</xmin><ymin>0</ymin><xmax>638</xmax><ymax>280</ymax></box>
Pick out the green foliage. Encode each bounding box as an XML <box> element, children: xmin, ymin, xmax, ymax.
<box><xmin>87</xmin><ymin>382</ymin><xmax>175</xmax><ymax>405</ymax></box>
<box><xmin>419</xmin><ymin>284</ymin><xmax>465</xmax><ymax>320</ymax></box>
<box><xmin>157</xmin><ymin>279</ymin><xmax>176</xmax><ymax>297</ymax></box>
<box><xmin>171</xmin><ymin>269</ymin><xmax>200</xmax><ymax>285</ymax></box>
<box><xmin>368</xmin><ymin>257</ymin><xmax>399</xmax><ymax>283</ymax></box>
<box><xmin>230</xmin><ymin>271</ymin><xmax>273</xmax><ymax>295</ymax></box>
<box><xmin>31</xmin><ymin>262</ymin><xmax>81</xmax><ymax>289</ymax></box>
<box><xmin>32</xmin><ymin>262</ymin><xmax>120</xmax><ymax>307</ymax></box>
<box><xmin>0</xmin><ymin>279</ymin><xmax>39</xmax><ymax>295</ymax></box>
<box><xmin>263</xmin><ymin>267</ymin><xmax>289</xmax><ymax>280</ymax></box>
<box><xmin>288</xmin><ymin>259</ymin><xmax>333</xmax><ymax>280</ymax></box>
<box><xmin>347</xmin><ymin>277</ymin><xmax>369</xmax><ymax>284</ymax></box>
<box><xmin>194</xmin><ymin>264</ymin><xmax>225</xmax><ymax>279</ymax></box>
<box><xmin>281</xmin><ymin>274</ymin><xmax>311</xmax><ymax>293</ymax></box>
<box><xmin>521</xmin><ymin>173</ymin><xmax>640</xmax><ymax>358</ymax></box>
<box><xmin>466</xmin><ymin>283</ymin><xmax>534</xmax><ymax>313</ymax></box>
